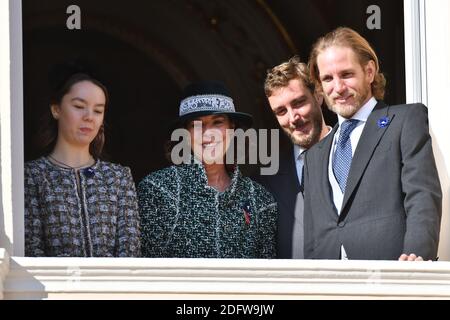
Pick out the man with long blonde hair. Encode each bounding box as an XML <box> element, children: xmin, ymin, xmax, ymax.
<box><xmin>304</xmin><ymin>27</ymin><xmax>441</xmax><ymax>261</ymax></box>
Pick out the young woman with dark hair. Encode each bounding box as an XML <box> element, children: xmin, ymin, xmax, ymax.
<box><xmin>24</xmin><ymin>68</ymin><xmax>140</xmax><ymax>257</ymax></box>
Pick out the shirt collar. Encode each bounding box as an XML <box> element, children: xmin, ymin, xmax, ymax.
<box><xmin>184</xmin><ymin>160</ymin><xmax>241</xmax><ymax>195</ymax></box>
<box><xmin>337</xmin><ymin>96</ymin><xmax>377</xmax><ymax>125</ymax></box>
<box><xmin>293</xmin><ymin>125</ymin><xmax>333</xmax><ymax>159</ymax></box>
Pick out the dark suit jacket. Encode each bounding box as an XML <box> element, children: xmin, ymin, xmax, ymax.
<box><xmin>257</xmin><ymin>146</ymin><xmax>301</xmax><ymax>258</ymax></box>
<box><xmin>303</xmin><ymin>102</ymin><xmax>442</xmax><ymax>260</ymax></box>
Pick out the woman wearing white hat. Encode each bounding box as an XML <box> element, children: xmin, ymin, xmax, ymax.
<box><xmin>138</xmin><ymin>81</ymin><xmax>277</xmax><ymax>258</ymax></box>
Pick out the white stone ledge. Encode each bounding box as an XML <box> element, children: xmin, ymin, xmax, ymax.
<box><xmin>0</xmin><ymin>249</ymin><xmax>10</xmax><ymax>300</ymax></box>
<box><xmin>2</xmin><ymin>256</ymin><xmax>450</xmax><ymax>299</ymax></box>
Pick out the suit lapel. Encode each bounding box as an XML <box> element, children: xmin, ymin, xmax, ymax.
<box><xmin>341</xmin><ymin>101</ymin><xmax>393</xmax><ymax>213</ymax></box>
<box><xmin>317</xmin><ymin>124</ymin><xmax>339</xmax><ymax>217</ymax></box>
<box><xmin>275</xmin><ymin>147</ymin><xmax>301</xmax><ymax>257</ymax></box>
<box><xmin>278</xmin><ymin>147</ymin><xmax>301</xmax><ymax>211</ymax></box>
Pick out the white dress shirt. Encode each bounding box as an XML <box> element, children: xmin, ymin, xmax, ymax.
<box><xmin>294</xmin><ymin>126</ymin><xmax>333</xmax><ymax>187</ymax></box>
<box><xmin>328</xmin><ymin>97</ymin><xmax>378</xmax><ymax>259</ymax></box>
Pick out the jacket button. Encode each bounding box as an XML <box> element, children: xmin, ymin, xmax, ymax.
<box><xmin>338</xmin><ymin>221</ymin><xmax>346</xmax><ymax>228</ymax></box>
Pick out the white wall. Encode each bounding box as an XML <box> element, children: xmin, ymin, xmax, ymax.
<box><xmin>404</xmin><ymin>0</ymin><xmax>450</xmax><ymax>260</ymax></box>
<box><xmin>423</xmin><ymin>0</ymin><xmax>450</xmax><ymax>260</ymax></box>
<box><xmin>4</xmin><ymin>257</ymin><xmax>450</xmax><ymax>299</ymax></box>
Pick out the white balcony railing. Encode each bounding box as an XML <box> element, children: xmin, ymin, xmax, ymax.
<box><xmin>1</xmin><ymin>248</ymin><xmax>450</xmax><ymax>299</ymax></box>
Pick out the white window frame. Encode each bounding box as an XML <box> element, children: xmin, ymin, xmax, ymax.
<box><xmin>404</xmin><ymin>0</ymin><xmax>427</xmax><ymax>104</ymax></box>
<box><xmin>1</xmin><ymin>0</ymin><xmax>24</xmax><ymax>257</ymax></box>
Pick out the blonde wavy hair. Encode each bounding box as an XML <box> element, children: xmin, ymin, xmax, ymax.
<box><xmin>308</xmin><ymin>27</ymin><xmax>386</xmax><ymax>100</ymax></box>
<box><xmin>264</xmin><ymin>55</ymin><xmax>315</xmax><ymax>97</ymax></box>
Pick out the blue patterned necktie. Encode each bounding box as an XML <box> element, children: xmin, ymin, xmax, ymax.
<box><xmin>332</xmin><ymin>119</ymin><xmax>359</xmax><ymax>193</ymax></box>
<box><xmin>299</xmin><ymin>151</ymin><xmax>305</xmax><ymax>195</ymax></box>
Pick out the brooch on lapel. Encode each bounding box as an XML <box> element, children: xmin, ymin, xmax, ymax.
<box><xmin>377</xmin><ymin>116</ymin><xmax>390</xmax><ymax>128</ymax></box>
<box><xmin>242</xmin><ymin>201</ymin><xmax>251</xmax><ymax>226</ymax></box>
<box><xmin>83</xmin><ymin>168</ymin><xmax>95</xmax><ymax>178</ymax></box>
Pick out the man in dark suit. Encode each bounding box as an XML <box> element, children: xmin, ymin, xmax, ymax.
<box><xmin>258</xmin><ymin>56</ymin><xmax>330</xmax><ymax>258</ymax></box>
<box><xmin>304</xmin><ymin>27</ymin><xmax>442</xmax><ymax>261</ymax></box>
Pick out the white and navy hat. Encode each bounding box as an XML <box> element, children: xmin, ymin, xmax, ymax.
<box><xmin>174</xmin><ymin>81</ymin><xmax>253</xmax><ymax>128</ymax></box>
